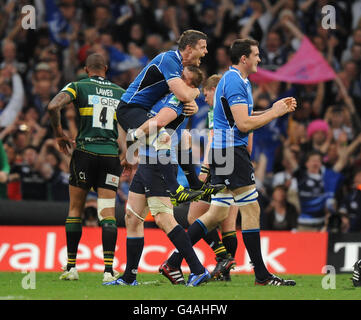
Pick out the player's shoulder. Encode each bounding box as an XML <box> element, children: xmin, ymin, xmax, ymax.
<box><xmin>158</xmin><ymin>50</ymin><xmax>182</xmax><ymax>64</ymax></box>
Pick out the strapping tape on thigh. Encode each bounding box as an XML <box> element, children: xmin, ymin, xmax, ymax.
<box><xmin>147</xmin><ymin>197</ymin><xmax>173</xmax><ymax>216</ymax></box>
<box><xmin>234</xmin><ymin>188</ymin><xmax>258</xmax><ymax>207</ymax></box>
<box><xmin>211</xmin><ymin>193</ymin><xmax>235</xmax><ymax>207</ymax></box>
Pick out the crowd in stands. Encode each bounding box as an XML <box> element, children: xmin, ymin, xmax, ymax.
<box><xmin>0</xmin><ymin>0</ymin><xmax>360</xmax><ymax>233</ymax></box>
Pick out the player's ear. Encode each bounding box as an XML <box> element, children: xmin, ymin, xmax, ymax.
<box><xmin>84</xmin><ymin>66</ymin><xmax>88</xmax><ymax>74</ymax></box>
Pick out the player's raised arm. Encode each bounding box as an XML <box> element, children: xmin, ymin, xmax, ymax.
<box><xmin>232</xmin><ymin>97</ymin><xmax>296</xmax><ymax>133</ymax></box>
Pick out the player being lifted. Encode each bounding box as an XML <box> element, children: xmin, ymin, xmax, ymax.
<box><xmin>160</xmin><ymin>74</ymin><xmax>241</xmax><ymax>284</ymax></box>
<box><xmin>104</xmin><ymin>66</ymin><xmax>211</xmax><ymax>287</ymax></box>
<box><xmin>117</xmin><ymin>29</ymin><xmax>223</xmax><ymax>205</ymax></box>
<box><xmin>163</xmin><ymin>39</ymin><xmax>298</xmax><ymax>286</ymax></box>
<box><xmin>48</xmin><ymin>53</ymin><xmax>124</xmax><ymax>283</ymax></box>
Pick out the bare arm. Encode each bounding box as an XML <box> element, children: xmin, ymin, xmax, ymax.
<box><xmin>232</xmin><ymin>98</ymin><xmax>296</xmax><ymax>133</ymax></box>
<box><xmin>48</xmin><ymin>92</ymin><xmax>72</xmax><ymax>137</ymax></box>
<box><xmin>247</xmin><ymin>131</ymin><xmax>253</xmax><ymax>155</ymax></box>
<box><xmin>168</xmin><ymin>78</ymin><xmax>200</xmax><ymax>103</ymax></box>
<box><xmin>48</xmin><ymin>92</ymin><xmax>74</xmax><ymax>155</ymax></box>
<box><xmin>135</xmin><ymin>107</ymin><xmax>178</xmax><ymax>138</ymax></box>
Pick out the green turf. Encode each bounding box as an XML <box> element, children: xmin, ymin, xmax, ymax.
<box><xmin>0</xmin><ymin>272</ymin><xmax>360</xmax><ymax>300</ymax></box>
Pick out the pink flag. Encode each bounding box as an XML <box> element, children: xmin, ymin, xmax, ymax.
<box><xmin>250</xmin><ymin>36</ymin><xmax>336</xmax><ymax>84</ymax></box>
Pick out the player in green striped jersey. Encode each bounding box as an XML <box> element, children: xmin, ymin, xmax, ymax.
<box><xmin>48</xmin><ymin>53</ymin><xmax>125</xmax><ymax>283</ymax></box>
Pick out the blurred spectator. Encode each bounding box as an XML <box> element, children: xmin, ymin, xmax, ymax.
<box><xmin>301</xmin><ymin>119</ymin><xmax>332</xmax><ymax>158</ymax></box>
<box><xmin>2</xmin><ymin>142</ymin><xmax>21</xmax><ymax>200</ymax></box>
<box><xmin>338</xmin><ymin>170</ymin><xmax>361</xmax><ymax>233</ymax></box>
<box><xmin>82</xmin><ymin>194</ymin><xmax>99</xmax><ymax>227</ymax></box>
<box><xmin>263</xmin><ymin>185</ymin><xmax>298</xmax><ymax>231</ymax></box>
<box><xmin>11</xmin><ymin>146</ymin><xmax>48</xmax><ymax>201</ymax></box>
<box><xmin>0</xmin><ymin>64</ymin><xmax>25</xmax><ymax>128</ymax></box>
<box><xmin>272</xmin><ymin>146</ymin><xmax>300</xmax><ymax>212</ymax></box>
<box><xmin>0</xmin><ymin>140</ymin><xmax>10</xmax><ymax>199</ymax></box>
<box><xmin>292</xmin><ymin>150</ymin><xmax>344</xmax><ymax>231</ymax></box>
<box><xmin>324</xmin><ymin>105</ymin><xmax>354</xmax><ymax>142</ymax></box>
<box><xmin>0</xmin><ymin>39</ymin><xmax>27</xmax><ymax>76</ymax></box>
<box><xmin>37</xmin><ymin>139</ymin><xmax>69</xmax><ymax>201</ymax></box>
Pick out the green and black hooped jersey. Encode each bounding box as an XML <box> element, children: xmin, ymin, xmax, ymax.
<box><xmin>61</xmin><ymin>76</ymin><xmax>125</xmax><ymax>155</ymax></box>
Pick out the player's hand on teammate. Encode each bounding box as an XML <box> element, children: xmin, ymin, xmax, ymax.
<box><xmin>55</xmin><ymin>133</ymin><xmax>75</xmax><ymax>156</ymax></box>
<box><xmin>183</xmin><ymin>100</ymin><xmax>199</xmax><ymax>116</ymax></box>
<box><xmin>272</xmin><ymin>97</ymin><xmax>297</xmax><ymax>117</ymax></box>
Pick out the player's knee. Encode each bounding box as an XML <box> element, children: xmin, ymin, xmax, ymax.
<box><xmin>97</xmin><ymin>198</ymin><xmax>116</xmax><ymax>221</ymax></box>
<box><xmin>126</xmin><ymin>203</ymin><xmax>145</xmax><ymax>222</ymax></box>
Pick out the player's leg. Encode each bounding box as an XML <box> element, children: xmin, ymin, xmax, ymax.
<box><xmin>121</xmin><ymin>191</ymin><xmax>148</xmax><ymax>285</ymax></box>
<box><xmin>176</xmin><ymin>130</ymin><xmax>225</xmax><ymax>202</ymax></box>
<box><xmin>60</xmin><ymin>185</ymin><xmax>88</xmax><ymax>280</ymax></box>
<box><xmin>218</xmin><ymin>205</ymin><xmax>239</xmax><ymax>281</ymax></box>
<box><xmin>165</xmin><ymin>192</ymin><xmax>233</xmax><ymax>271</ymax></box>
<box><xmin>96</xmin><ymin>154</ymin><xmax>123</xmax><ymax>282</ymax></box>
<box><xmin>60</xmin><ymin>150</ymin><xmax>91</xmax><ymax>280</ymax></box>
<box><xmin>233</xmin><ymin>185</ymin><xmax>296</xmax><ymax>286</ymax></box>
<box><xmin>189</xmin><ymin>200</ymin><xmax>230</xmax><ymax>268</ymax></box>
<box><xmin>97</xmin><ymin>187</ymin><xmax>118</xmax><ymax>281</ymax></box>
<box><xmin>150</xmin><ymin>196</ymin><xmax>210</xmax><ymax>286</ymax></box>
<box><xmin>103</xmin><ymin>169</ymin><xmax>149</xmax><ymax>286</ymax></box>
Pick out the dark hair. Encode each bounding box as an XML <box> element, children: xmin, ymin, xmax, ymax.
<box><xmin>178</xmin><ymin>30</ymin><xmax>207</xmax><ymax>51</ymax></box>
<box><xmin>305</xmin><ymin>150</ymin><xmax>322</xmax><ymax>162</ymax></box>
<box><xmin>185</xmin><ymin>65</ymin><xmax>204</xmax><ymax>88</ymax></box>
<box><xmin>85</xmin><ymin>53</ymin><xmax>107</xmax><ymax>71</ymax></box>
<box><xmin>230</xmin><ymin>38</ymin><xmax>259</xmax><ymax>64</ymax></box>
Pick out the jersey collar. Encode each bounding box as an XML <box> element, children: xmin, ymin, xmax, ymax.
<box><xmin>90</xmin><ymin>75</ymin><xmax>105</xmax><ymax>81</ymax></box>
<box><xmin>229</xmin><ymin>66</ymin><xmax>249</xmax><ymax>84</ymax></box>
<box><xmin>175</xmin><ymin>50</ymin><xmax>182</xmax><ymax>63</ymax></box>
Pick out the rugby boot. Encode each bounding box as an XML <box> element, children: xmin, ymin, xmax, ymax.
<box><xmin>186</xmin><ymin>269</ymin><xmax>211</xmax><ymax>287</ymax></box>
<box><xmin>59</xmin><ymin>266</ymin><xmax>79</xmax><ymax>281</ymax></box>
<box><xmin>170</xmin><ymin>185</ymin><xmax>203</xmax><ymax>206</ymax></box>
<box><xmin>103</xmin><ymin>277</ymin><xmax>138</xmax><ymax>286</ymax></box>
<box><xmin>210</xmin><ymin>255</ymin><xmax>236</xmax><ymax>280</ymax></box>
<box><xmin>352</xmin><ymin>259</ymin><xmax>361</xmax><ymax>287</ymax></box>
<box><xmin>159</xmin><ymin>261</ymin><xmax>186</xmax><ymax>285</ymax></box>
<box><xmin>255</xmin><ymin>274</ymin><xmax>296</xmax><ymax>286</ymax></box>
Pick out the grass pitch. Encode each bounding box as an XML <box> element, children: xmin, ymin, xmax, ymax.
<box><xmin>0</xmin><ymin>272</ymin><xmax>360</xmax><ymax>300</ymax></box>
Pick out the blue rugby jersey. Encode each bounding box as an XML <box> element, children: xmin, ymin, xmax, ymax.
<box><xmin>121</xmin><ymin>50</ymin><xmax>183</xmax><ymax>109</ymax></box>
<box><xmin>212</xmin><ymin>66</ymin><xmax>253</xmax><ymax>149</ymax></box>
<box><xmin>138</xmin><ymin>93</ymin><xmax>188</xmax><ymax>162</ymax></box>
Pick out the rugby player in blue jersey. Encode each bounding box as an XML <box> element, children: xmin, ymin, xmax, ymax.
<box><xmin>104</xmin><ymin>66</ymin><xmax>210</xmax><ymax>287</ymax></box>
<box><xmin>117</xmin><ymin>30</ymin><xmax>219</xmax><ymax>205</ymax></box>
<box><xmin>163</xmin><ymin>38</ymin><xmax>298</xmax><ymax>286</ymax></box>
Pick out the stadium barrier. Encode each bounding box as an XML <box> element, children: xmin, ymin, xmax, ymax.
<box><xmin>0</xmin><ymin>200</ymin><xmax>360</xmax><ymax>274</ymax></box>
<box><xmin>0</xmin><ymin>200</ymin><xmax>189</xmax><ymax>228</ymax></box>
<box><xmin>1</xmin><ymin>225</ymin><xmax>354</xmax><ymax>274</ymax></box>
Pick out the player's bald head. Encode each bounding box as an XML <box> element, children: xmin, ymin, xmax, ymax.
<box><xmin>85</xmin><ymin>53</ymin><xmax>107</xmax><ymax>72</ymax></box>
